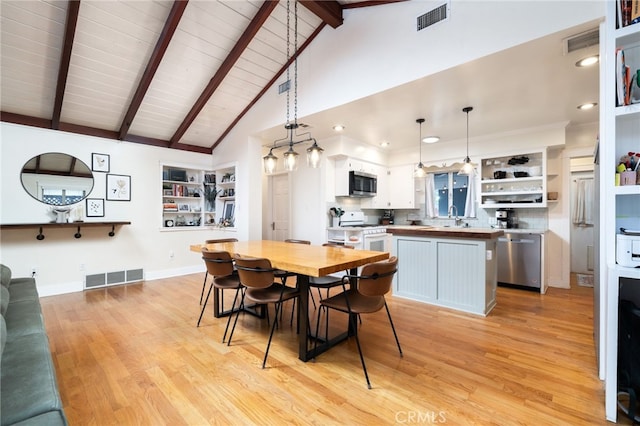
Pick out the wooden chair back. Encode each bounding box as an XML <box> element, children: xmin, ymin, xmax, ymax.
<box><xmin>357</xmin><ymin>256</ymin><xmax>398</xmax><ymax>297</ymax></box>
<box><xmin>233</xmin><ymin>255</ymin><xmax>276</xmax><ymax>289</ymax></box>
<box><xmin>201</xmin><ymin>249</ymin><xmax>235</xmax><ymax>277</ymax></box>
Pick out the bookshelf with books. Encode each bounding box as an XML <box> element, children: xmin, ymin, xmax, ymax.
<box><xmin>161</xmin><ymin>164</ymin><xmax>215</xmax><ymax>229</ymax></box>
<box><xmin>603</xmin><ymin>2</ymin><xmax>640</xmax><ymax>422</ymax></box>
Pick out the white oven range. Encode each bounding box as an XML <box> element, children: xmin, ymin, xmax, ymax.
<box><xmin>327</xmin><ymin>211</ymin><xmax>392</xmax><ymax>252</ymax></box>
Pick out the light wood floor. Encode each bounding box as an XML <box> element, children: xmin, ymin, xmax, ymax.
<box><xmin>40</xmin><ymin>273</ymin><xmax>619</xmax><ymax>425</ymax></box>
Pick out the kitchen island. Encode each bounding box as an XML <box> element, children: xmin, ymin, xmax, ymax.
<box><xmin>388</xmin><ymin>226</ymin><xmax>503</xmax><ymax>316</ymax></box>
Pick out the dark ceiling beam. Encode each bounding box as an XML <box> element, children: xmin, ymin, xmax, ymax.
<box><xmin>51</xmin><ymin>0</ymin><xmax>80</xmax><ymax>130</ymax></box>
<box><xmin>210</xmin><ymin>22</ymin><xmax>327</xmax><ymax>151</ymax></box>
<box><xmin>1</xmin><ymin>111</ymin><xmax>210</xmax><ymax>153</ymax></box>
<box><xmin>1</xmin><ymin>112</ymin><xmax>51</xmax><ymax>129</ymax></box>
<box><xmin>126</xmin><ymin>134</ymin><xmax>211</xmax><ymax>154</ymax></box>
<box><xmin>169</xmin><ymin>0</ymin><xmax>278</xmax><ymax>148</ymax></box>
<box><xmin>342</xmin><ymin>0</ymin><xmax>407</xmax><ymax>10</ymax></box>
<box><xmin>118</xmin><ymin>0</ymin><xmax>189</xmax><ymax>140</ymax></box>
<box><xmin>299</xmin><ymin>1</ymin><xmax>343</xmax><ymax>28</ymax></box>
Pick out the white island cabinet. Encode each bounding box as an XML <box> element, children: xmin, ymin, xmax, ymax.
<box><xmin>389</xmin><ymin>227</ymin><xmax>503</xmax><ymax>316</ymax></box>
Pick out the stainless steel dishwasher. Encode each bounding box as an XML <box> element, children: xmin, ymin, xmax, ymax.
<box><xmin>497</xmin><ymin>232</ymin><xmax>541</xmax><ymax>290</ymax></box>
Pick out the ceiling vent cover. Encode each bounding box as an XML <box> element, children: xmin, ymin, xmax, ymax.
<box><xmin>417</xmin><ymin>1</ymin><xmax>450</xmax><ymax>31</ymax></box>
<box><xmin>278</xmin><ymin>80</ymin><xmax>290</xmax><ymax>94</ymax></box>
<box><xmin>564</xmin><ymin>28</ymin><xmax>599</xmax><ymax>54</ymax></box>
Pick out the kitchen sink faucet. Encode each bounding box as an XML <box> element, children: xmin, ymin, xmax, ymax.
<box><xmin>448</xmin><ymin>205</ymin><xmax>462</xmax><ymax>227</ymax></box>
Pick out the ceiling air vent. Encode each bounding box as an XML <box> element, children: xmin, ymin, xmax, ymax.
<box><xmin>278</xmin><ymin>80</ymin><xmax>290</xmax><ymax>94</ymax></box>
<box><xmin>417</xmin><ymin>1</ymin><xmax>450</xmax><ymax>31</ymax></box>
<box><xmin>564</xmin><ymin>28</ymin><xmax>599</xmax><ymax>54</ymax></box>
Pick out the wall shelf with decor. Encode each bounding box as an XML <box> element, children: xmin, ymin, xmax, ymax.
<box><xmin>161</xmin><ymin>165</ymin><xmax>215</xmax><ymax>229</ymax></box>
<box><xmin>214</xmin><ymin>165</ymin><xmax>236</xmax><ymax>228</ymax></box>
<box><xmin>602</xmin><ymin>4</ymin><xmax>640</xmax><ymax>422</ymax></box>
<box><xmin>0</xmin><ymin>221</ymin><xmax>130</xmax><ymax>240</ymax></box>
<box><xmin>479</xmin><ymin>149</ymin><xmax>547</xmax><ymax>208</ymax></box>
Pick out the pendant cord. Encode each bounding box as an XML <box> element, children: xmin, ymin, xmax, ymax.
<box><xmin>286</xmin><ymin>0</ymin><xmax>291</xmax><ymax>127</ymax></box>
<box><xmin>294</xmin><ymin>0</ymin><xmax>298</xmax><ymax>127</ymax></box>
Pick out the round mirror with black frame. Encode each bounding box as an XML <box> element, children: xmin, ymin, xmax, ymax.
<box><xmin>20</xmin><ymin>153</ymin><xmax>94</xmax><ymax>206</ymax></box>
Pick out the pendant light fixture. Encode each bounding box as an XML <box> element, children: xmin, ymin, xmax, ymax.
<box><xmin>415</xmin><ymin>118</ymin><xmax>426</xmax><ymax>178</ymax></box>
<box><xmin>459</xmin><ymin>106</ymin><xmax>475</xmax><ymax>176</ymax></box>
<box><xmin>262</xmin><ymin>0</ymin><xmax>323</xmax><ymax>174</ymax></box>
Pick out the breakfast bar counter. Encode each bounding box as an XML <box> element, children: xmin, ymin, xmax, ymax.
<box><xmin>387</xmin><ymin>227</ymin><xmax>503</xmax><ymax>316</ymax></box>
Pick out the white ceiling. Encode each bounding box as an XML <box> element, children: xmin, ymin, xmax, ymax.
<box><xmin>0</xmin><ymin>1</ymin><xmax>600</xmax><ymax>154</ymax></box>
<box><xmin>257</xmin><ymin>20</ymin><xmax>601</xmax><ymax>152</ymax></box>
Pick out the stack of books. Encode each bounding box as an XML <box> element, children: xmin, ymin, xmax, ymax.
<box><xmin>618</xmin><ymin>0</ymin><xmax>640</xmax><ymax>28</ymax></box>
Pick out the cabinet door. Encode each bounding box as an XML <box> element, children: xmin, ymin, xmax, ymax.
<box><xmin>387</xmin><ymin>165</ymin><xmax>416</xmax><ymax>209</ymax></box>
<box><xmin>361</xmin><ymin>164</ymin><xmax>388</xmax><ymax>208</ymax></box>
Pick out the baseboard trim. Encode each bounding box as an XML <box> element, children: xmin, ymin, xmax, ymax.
<box><xmin>38</xmin><ymin>265</ymin><xmax>205</xmax><ymax>297</ymax></box>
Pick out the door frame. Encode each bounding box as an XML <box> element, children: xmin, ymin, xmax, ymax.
<box><xmin>265</xmin><ymin>172</ymin><xmax>291</xmax><ymax>241</ymax></box>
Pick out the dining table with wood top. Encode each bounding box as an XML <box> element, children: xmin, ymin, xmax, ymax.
<box><xmin>190</xmin><ymin>240</ymin><xmax>389</xmax><ymax>362</ymax></box>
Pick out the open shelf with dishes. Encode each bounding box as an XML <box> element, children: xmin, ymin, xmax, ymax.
<box><xmin>479</xmin><ymin>150</ymin><xmax>547</xmax><ymax>208</ymax></box>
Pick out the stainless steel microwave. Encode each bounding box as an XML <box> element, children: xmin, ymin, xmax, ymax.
<box><xmin>349</xmin><ymin>171</ymin><xmax>377</xmax><ymax>197</ymax></box>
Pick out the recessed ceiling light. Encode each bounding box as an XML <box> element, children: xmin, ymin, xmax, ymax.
<box><xmin>577</xmin><ymin>102</ymin><xmax>598</xmax><ymax>110</ymax></box>
<box><xmin>422</xmin><ymin>136</ymin><xmax>440</xmax><ymax>143</ymax></box>
<box><xmin>332</xmin><ymin>125</ymin><xmax>345</xmax><ymax>131</ymax></box>
<box><xmin>380</xmin><ymin>141</ymin><xmax>390</xmax><ymax>148</ymax></box>
<box><xmin>576</xmin><ymin>55</ymin><xmax>599</xmax><ymax>67</ymax></box>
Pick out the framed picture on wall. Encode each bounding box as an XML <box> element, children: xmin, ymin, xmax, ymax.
<box><xmin>106</xmin><ymin>174</ymin><xmax>131</xmax><ymax>201</ymax></box>
<box><xmin>91</xmin><ymin>153</ymin><xmax>110</xmax><ymax>172</ymax></box>
<box><xmin>86</xmin><ymin>198</ymin><xmax>105</xmax><ymax>217</ymax></box>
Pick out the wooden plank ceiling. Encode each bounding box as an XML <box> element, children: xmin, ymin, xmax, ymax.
<box><xmin>1</xmin><ymin>0</ymin><xmax>399</xmax><ymax>153</ymax></box>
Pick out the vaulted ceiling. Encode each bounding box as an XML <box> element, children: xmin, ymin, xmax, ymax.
<box><xmin>1</xmin><ymin>0</ymin><xmax>398</xmax><ymax>154</ymax></box>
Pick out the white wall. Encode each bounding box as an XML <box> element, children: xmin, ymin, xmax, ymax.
<box><xmin>0</xmin><ymin>123</ymin><xmax>237</xmax><ymax>295</ymax></box>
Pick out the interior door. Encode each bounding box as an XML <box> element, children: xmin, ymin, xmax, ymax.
<box><xmin>269</xmin><ymin>174</ymin><xmax>290</xmax><ymax>241</ymax></box>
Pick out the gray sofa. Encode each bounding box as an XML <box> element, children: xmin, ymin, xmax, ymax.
<box><xmin>0</xmin><ymin>264</ymin><xmax>67</xmax><ymax>426</ymax></box>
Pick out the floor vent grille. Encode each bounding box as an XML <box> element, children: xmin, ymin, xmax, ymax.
<box><xmin>84</xmin><ymin>268</ymin><xmax>144</xmax><ymax>290</ymax></box>
<box><xmin>417</xmin><ymin>2</ymin><xmax>449</xmax><ymax>31</ymax></box>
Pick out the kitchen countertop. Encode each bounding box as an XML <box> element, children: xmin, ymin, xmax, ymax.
<box><xmin>387</xmin><ymin>225</ymin><xmax>503</xmax><ymax>240</ymax></box>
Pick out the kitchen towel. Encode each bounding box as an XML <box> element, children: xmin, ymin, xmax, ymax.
<box><xmin>573</xmin><ymin>178</ymin><xmax>594</xmax><ymax>226</ymax></box>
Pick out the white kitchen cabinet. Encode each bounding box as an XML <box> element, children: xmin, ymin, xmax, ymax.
<box><xmin>360</xmin><ymin>163</ymin><xmax>389</xmax><ymax>208</ymax></box>
<box><xmin>334</xmin><ymin>156</ymin><xmax>361</xmax><ymax>197</ymax></box>
<box><xmin>602</xmin><ymin>8</ymin><xmax>640</xmax><ymax>422</ymax></box>
<box><xmin>392</xmin><ymin>234</ymin><xmax>497</xmax><ymax>316</ymax></box>
<box><xmin>386</xmin><ymin>164</ymin><xmax>417</xmax><ymax>209</ymax></box>
<box><xmin>479</xmin><ymin>149</ymin><xmax>547</xmax><ymax>208</ymax></box>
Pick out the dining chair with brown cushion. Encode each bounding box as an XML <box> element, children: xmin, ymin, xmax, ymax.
<box><xmin>313</xmin><ymin>256</ymin><xmax>402</xmax><ymax>389</ymax></box>
<box><xmin>197</xmin><ymin>249</ymin><xmax>243</xmax><ymax>343</ymax></box>
<box><xmin>228</xmin><ymin>255</ymin><xmax>300</xmax><ymax>369</ymax></box>
<box><xmin>200</xmin><ymin>238</ymin><xmax>238</xmax><ymax>305</ymax></box>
